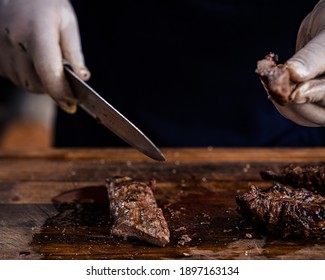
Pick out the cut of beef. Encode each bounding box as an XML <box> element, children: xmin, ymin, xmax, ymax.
<box><xmin>260</xmin><ymin>164</ymin><xmax>325</xmax><ymax>195</ymax></box>
<box><xmin>236</xmin><ymin>183</ymin><xmax>325</xmax><ymax>238</ymax></box>
<box><xmin>106</xmin><ymin>176</ymin><xmax>170</xmax><ymax>247</ymax></box>
<box><xmin>255</xmin><ymin>53</ymin><xmax>296</xmax><ymax>105</ymax></box>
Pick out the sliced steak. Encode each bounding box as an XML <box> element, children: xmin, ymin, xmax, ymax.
<box><xmin>260</xmin><ymin>164</ymin><xmax>325</xmax><ymax>195</ymax></box>
<box><xmin>106</xmin><ymin>176</ymin><xmax>170</xmax><ymax>247</ymax></box>
<box><xmin>236</xmin><ymin>183</ymin><xmax>325</xmax><ymax>238</ymax></box>
<box><xmin>256</xmin><ymin>52</ymin><xmax>296</xmax><ymax>105</ymax></box>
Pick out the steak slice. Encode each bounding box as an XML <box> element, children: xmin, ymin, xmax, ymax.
<box><xmin>106</xmin><ymin>176</ymin><xmax>170</xmax><ymax>247</ymax></box>
<box><xmin>236</xmin><ymin>183</ymin><xmax>325</xmax><ymax>238</ymax></box>
<box><xmin>260</xmin><ymin>164</ymin><xmax>325</xmax><ymax>195</ymax></box>
<box><xmin>255</xmin><ymin>52</ymin><xmax>296</xmax><ymax>105</ymax></box>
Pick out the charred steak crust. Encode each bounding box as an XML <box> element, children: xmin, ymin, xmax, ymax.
<box><xmin>236</xmin><ymin>184</ymin><xmax>325</xmax><ymax>238</ymax></box>
<box><xmin>260</xmin><ymin>164</ymin><xmax>325</xmax><ymax>195</ymax></box>
<box><xmin>255</xmin><ymin>53</ymin><xmax>296</xmax><ymax>106</ymax></box>
<box><xmin>106</xmin><ymin>176</ymin><xmax>170</xmax><ymax>247</ymax></box>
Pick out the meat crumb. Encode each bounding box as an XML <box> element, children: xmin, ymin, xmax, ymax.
<box><xmin>178</xmin><ymin>234</ymin><xmax>192</xmax><ymax>246</ymax></box>
<box><xmin>174</xmin><ymin>226</ymin><xmax>187</xmax><ymax>232</ymax></box>
<box><xmin>245</xmin><ymin>233</ymin><xmax>253</xmax><ymax>239</ymax></box>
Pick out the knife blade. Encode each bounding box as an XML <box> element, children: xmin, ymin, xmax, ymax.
<box><xmin>63</xmin><ymin>64</ymin><xmax>166</xmax><ymax>161</ymax></box>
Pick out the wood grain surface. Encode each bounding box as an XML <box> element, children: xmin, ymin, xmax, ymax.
<box><xmin>1</xmin><ymin>147</ymin><xmax>325</xmax><ymax>260</ymax></box>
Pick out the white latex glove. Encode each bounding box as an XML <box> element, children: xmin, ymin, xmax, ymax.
<box><xmin>270</xmin><ymin>0</ymin><xmax>325</xmax><ymax>127</ymax></box>
<box><xmin>0</xmin><ymin>0</ymin><xmax>90</xmax><ymax>113</ymax></box>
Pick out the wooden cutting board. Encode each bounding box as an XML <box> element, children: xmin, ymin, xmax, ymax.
<box><xmin>1</xmin><ymin>147</ymin><xmax>325</xmax><ymax>260</ymax></box>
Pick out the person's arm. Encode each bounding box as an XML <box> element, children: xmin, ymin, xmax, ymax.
<box><xmin>0</xmin><ymin>0</ymin><xmax>90</xmax><ymax>113</ymax></box>
<box><xmin>263</xmin><ymin>0</ymin><xmax>325</xmax><ymax>127</ymax></box>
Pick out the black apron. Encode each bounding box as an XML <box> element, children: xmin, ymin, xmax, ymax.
<box><xmin>55</xmin><ymin>0</ymin><xmax>324</xmax><ymax>147</ymax></box>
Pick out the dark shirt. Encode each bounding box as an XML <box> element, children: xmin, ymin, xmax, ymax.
<box><xmin>55</xmin><ymin>0</ymin><xmax>324</xmax><ymax>147</ymax></box>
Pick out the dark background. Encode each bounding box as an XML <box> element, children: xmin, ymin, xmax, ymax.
<box><xmin>54</xmin><ymin>1</ymin><xmax>325</xmax><ymax>147</ymax></box>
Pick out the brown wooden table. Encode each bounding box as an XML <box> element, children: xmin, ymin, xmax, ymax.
<box><xmin>1</xmin><ymin>147</ymin><xmax>325</xmax><ymax>260</ymax></box>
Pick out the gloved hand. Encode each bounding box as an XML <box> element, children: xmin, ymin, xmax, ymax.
<box><xmin>270</xmin><ymin>0</ymin><xmax>325</xmax><ymax>127</ymax></box>
<box><xmin>0</xmin><ymin>0</ymin><xmax>90</xmax><ymax>113</ymax></box>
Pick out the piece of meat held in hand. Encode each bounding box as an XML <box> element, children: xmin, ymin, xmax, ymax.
<box><xmin>236</xmin><ymin>184</ymin><xmax>325</xmax><ymax>238</ymax></box>
<box><xmin>106</xmin><ymin>176</ymin><xmax>170</xmax><ymax>247</ymax></box>
<box><xmin>260</xmin><ymin>164</ymin><xmax>325</xmax><ymax>195</ymax></box>
<box><xmin>256</xmin><ymin>53</ymin><xmax>296</xmax><ymax>105</ymax></box>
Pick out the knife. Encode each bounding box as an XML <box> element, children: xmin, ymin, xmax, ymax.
<box><xmin>63</xmin><ymin>63</ymin><xmax>166</xmax><ymax>161</ymax></box>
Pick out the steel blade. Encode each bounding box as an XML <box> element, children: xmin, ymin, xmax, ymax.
<box><xmin>64</xmin><ymin>65</ymin><xmax>165</xmax><ymax>161</ymax></box>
